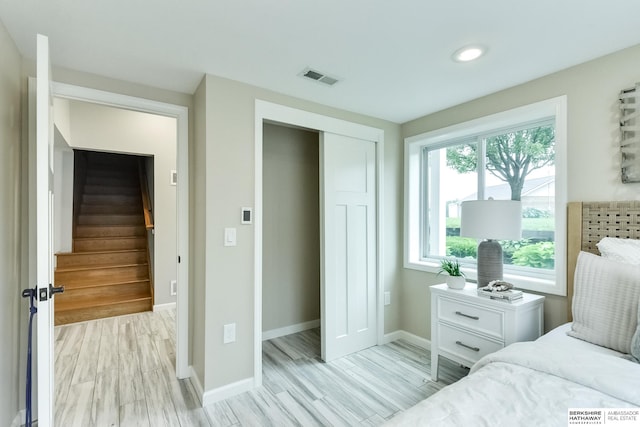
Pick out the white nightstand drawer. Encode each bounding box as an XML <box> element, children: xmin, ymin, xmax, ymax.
<box><xmin>438</xmin><ymin>297</ymin><xmax>504</xmax><ymax>340</ymax></box>
<box><xmin>437</xmin><ymin>323</ymin><xmax>503</xmax><ymax>366</ymax></box>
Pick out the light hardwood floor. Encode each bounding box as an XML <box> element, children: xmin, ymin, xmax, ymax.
<box><xmin>54</xmin><ymin>310</ymin><xmax>468</xmax><ymax>426</ymax></box>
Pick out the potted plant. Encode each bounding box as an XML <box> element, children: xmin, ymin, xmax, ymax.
<box><xmin>438</xmin><ymin>258</ymin><xmax>466</xmax><ymax>289</ymax></box>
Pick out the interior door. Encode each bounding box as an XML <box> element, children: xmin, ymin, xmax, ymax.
<box><xmin>36</xmin><ymin>33</ymin><xmax>56</xmax><ymax>427</ymax></box>
<box><xmin>321</xmin><ymin>132</ymin><xmax>377</xmax><ymax>362</ymax></box>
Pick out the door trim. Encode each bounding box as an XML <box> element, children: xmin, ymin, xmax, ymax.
<box><xmin>254</xmin><ymin>99</ymin><xmax>385</xmax><ymax>387</ymax></box>
<box><xmin>51</xmin><ymin>82</ymin><xmax>190</xmax><ymax>379</ymax></box>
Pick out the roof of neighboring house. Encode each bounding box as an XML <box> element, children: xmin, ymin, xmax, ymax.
<box><xmin>460</xmin><ymin>176</ymin><xmax>555</xmax><ymax>201</ymax></box>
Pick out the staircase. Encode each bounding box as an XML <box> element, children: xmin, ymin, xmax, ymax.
<box><xmin>54</xmin><ymin>152</ymin><xmax>153</xmax><ymax>325</ymax></box>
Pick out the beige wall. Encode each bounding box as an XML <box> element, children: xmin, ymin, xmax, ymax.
<box><xmin>0</xmin><ymin>19</ymin><xmax>23</xmax><ymax>425</ymax></box>
<box><xmin>262</xmin><ymin>123</ymin><xmax>320</xmax><ymax>332</ymax></box>
<box><xmin>401</xmin><ymin>43</ymin><xmax>640</xmax><ymax>339</ymax></box>
<box><xmin>58</xmin><ymin>99</ymin><xmax>178</xmax><ymax>305</ymax></box>
<box><xmin>196</xmin><ymin>74</ymin><xmax>402</xmax><ymax>392</ymax></box>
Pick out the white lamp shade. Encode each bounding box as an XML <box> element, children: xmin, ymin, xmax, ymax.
<box><xmin>460</xmin><ymin>200</ymin><xmax>522</xmax><ymax>241</ymax></box>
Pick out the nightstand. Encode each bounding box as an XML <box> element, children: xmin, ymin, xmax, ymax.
<box><xmin>430</xmin><ymin>283</ymin><xmax>544</xmax><ymax>381</ymax></box>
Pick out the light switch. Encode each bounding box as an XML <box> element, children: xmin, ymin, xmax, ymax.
<box><xmin>223</xmin><ymin>323</ymin><xmax>236</xmax><ymax>343</ymax></box>
<box><xmin>384</xmin><ymin>291</ymin><xmax>391</xmax><ymax>306</ymax></box>
<box><xmin>224</xmin><ymin>228</ymin><xmax>237</xmax><ymax>246</ymax></box>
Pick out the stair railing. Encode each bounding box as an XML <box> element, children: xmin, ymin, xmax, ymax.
<box><xmin>138</xmin><ymin>159</ymin><xmax>154</xmax><ymax>230</ymax></box>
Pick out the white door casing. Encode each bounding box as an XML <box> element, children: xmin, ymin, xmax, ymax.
<box><xmin>254</xmin><ymin>100</ymin><xmax>384</xmax><ymax>391</ymax></box>
<box><xmin>320</xmin><ymin>132</ymin><xmax>377</xmax><ymax>362</ymax></box>
<box><xmin>36</xmin><ymin>33</ymin><xmax>55</xmax><ymax>427</ymax></box>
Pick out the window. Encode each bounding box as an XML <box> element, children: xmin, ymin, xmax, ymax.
<box><xmin>405</xmin><ymin>97</ymin><xmax>567</xmax><ymax>295</ymax></box>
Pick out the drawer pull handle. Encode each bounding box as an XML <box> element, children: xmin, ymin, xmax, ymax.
<box><xmin>456</xmin><ymin>341</ymin><xmax>480</xmax><ymax>352</ymax></box>
<box><xmin>455</xmin><ymin>311</ymin><xmax>479</xmax><ymax>320</ymax></box>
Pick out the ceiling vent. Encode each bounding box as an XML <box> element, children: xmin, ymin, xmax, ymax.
<box><xmin>299</xmin><ymin>68</ymin><xmax>339</xmax><ymax>86</ymax></box>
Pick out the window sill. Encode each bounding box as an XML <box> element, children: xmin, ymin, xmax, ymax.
<box><xmin>404</xmin><ymin>259</ymin><xmax>565</xmax><ymax>296</ymax></box>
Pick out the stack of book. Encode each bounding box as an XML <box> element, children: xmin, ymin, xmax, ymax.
<box><xmin>477</xmin><ymin>287</ymin><xmax>523</xmax><ymax>302</ymax></box>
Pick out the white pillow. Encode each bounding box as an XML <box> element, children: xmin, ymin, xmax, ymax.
<box><xmin>631</xmin><ymin>307</ymin><xmax>640</xmax><ymax>363</ymax></box>
<box><xmin>596</xmin><ymin>237</ymin><xmax>640</xmax><ymax>265</ymax></box>
<box><xmin>568</xmin><ymin>251</ymin><xmax>640</xmax><ymax>354</ymax></box>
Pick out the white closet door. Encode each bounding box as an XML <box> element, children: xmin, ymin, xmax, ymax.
<box><xmin>321</xmin><ymin>132</ymin><xmax>377</xmax><ymax>362</ymax></box>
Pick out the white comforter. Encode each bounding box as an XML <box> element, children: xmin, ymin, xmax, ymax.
<box><xmin>385</xmin><ymin>338</ymin><xmax>640</xmax><ymax>427</ymax></box>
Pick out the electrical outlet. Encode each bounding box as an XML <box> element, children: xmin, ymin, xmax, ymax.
<box><xmin>170</xmin><ymin>280</ymin><xmax>177</xmax><ymax>296</ymax></box>
<box><xmin>384</xmin><ymin>291</ymin><xmax>391</xmax><ymax>306</ymax></box>
<box><xmin>223</xmin><ymin>323</ymin><xmax>236</xmax><ymax>344</ymax></box>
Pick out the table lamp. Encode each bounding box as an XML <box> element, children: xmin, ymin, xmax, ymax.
<box><xmin>460</xmin><ymin>199</ymin><xmax>522</xmax><ymax>288</ymax></box>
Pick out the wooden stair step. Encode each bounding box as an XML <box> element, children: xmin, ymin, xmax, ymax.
<box><xmin>75</xmin><ymin>225</ymin><xmax>146</xmax><ymax>238</ymax></box>
<box><xmin>74</xmin><ymin>236</ymin><xmax>146</xmax><ymax>252</ymax></box>
<box><xmin>85</xmin><ymin>168</ymin><xmax>137</xmax><ymax>178</ymax></box>
<box><xmin>84</xmin><ymin>170</ymin><xmax>140</xmax><ymax>186</ymax></box>
<box><xmin>56</xmin><ymin>291</ymin><xmax>151</xmax><ymax>312</ymax></box>
<box><xmin>84</xmin><ymin>176</ymin><xmax>137</xmax><ymax>186</ymax></box>
<box><xmin>55</xmin><ymin>282</ymin><xmax>151</xmax><ymax>305</ymax></box>
<box><xmin>53</xmin><ymin>276</ymin><xmax>151</xmax><ymax>291</ymax></box>
<box><xmin>55</xmin><ymin>263</ymin><xmax>149</xmax><ymax>284</ymax></box>
<box><xmin>85</xmin><ymin>175</ymin><xmax>138</xmax><ymax>187</ymax></box>
<box><xmin>83</xmin><ymin>185</ymin><xmax>140</xmax><ymax>195</ymax></box>
<box><xmin>80</xmin><ymin>203</ymin><xmax>142</xmax><ymax>215</ymax></box>
<box><xmin>77</xmin><ymin>214</ymin><xmax>143</xmax><ymax>226</ymax></box>
<box><xmin>56</xmin><ymin>249</ymin><xmax>147</xmax><ymax>269</ymax></box>
<box><xmin>54</xmin><ymin>298</ymin><xmax>152</xmax><ymax>325</ymax></box>
<box><xmin>82</xmin><ymin>194</ymin><xmax>141</xmax><ymax>205</ymax></box>
<box><xmin>88</xmin><ymin>156</ymin><xmax>137</xmax><ymax>167</ymax></box>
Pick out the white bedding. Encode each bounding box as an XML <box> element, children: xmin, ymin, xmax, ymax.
<box><xmin>537</xmin><ymin>323</ymin><xmax>625</xmax><ymax>358</ymax></box>
<box><xmin>385</xmin><ymin>326</ymin><xmax>640</xmax><ymax>427</ymax></box>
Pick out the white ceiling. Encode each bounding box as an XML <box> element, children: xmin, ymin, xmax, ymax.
<box><xmin>1</xmin><ymin>1</ymin><xmax>640</xmax><ymax>123</ymax></box>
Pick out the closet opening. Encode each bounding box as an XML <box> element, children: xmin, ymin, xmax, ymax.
<box><xmin>261</xmin><ymin>122</ymin><xmax>321</xmax><ymax>362</ymax></box>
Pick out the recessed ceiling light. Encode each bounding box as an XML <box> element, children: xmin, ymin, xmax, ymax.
<box><xmin>452</xmin><ymin>45</ymin><xmax>486</xmax><ymax>62</ymax></box>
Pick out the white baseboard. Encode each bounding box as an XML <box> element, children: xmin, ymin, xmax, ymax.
<box><xmin>11</xmin><ymin>410</ymin><xmax>24</xmax><ymax>427</ymax></box>
<box><xmin>202</xmin><ymin>377</ymin><xmax>254</xmax><ymax>407</ymax></box>
<box><xmin>190</xmin><ymin>366</ymin><xmax>254</xmax><ymax>407</ymax></box>
<box><xmin>383</xmin><ymin>330</ymin><xmax>431</xmax><ymax>350</ymax></box>
<box><xmin>262</xmin><ymin>319</ymin><xmax>320</xmax><ymax>341</ymax></box>
<box><xmin>153</xmin><ymin>302</ymin><xmax>176</xmax><ymax>312</ymax></box>
<box><xmin>189</xmin><ymin>366</ymin><xmax>204</xmax><ymax>406</ymax></box>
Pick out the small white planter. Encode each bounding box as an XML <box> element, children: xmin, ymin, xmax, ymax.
<box><xmin>446</xmin><ymin>276</ymin><xmax>466</xmax><ymax>290</ymax></box>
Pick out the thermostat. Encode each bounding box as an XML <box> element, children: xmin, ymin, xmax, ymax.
<box><xmin>241</xmin><ymin>207</ymin><xmax>252</xmax><ymax>224</ymax></box>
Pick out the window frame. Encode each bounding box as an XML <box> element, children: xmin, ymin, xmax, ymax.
<box><xmin>404</xmin><ymin>96</ymin><xmax>568</xmax><ymax>296</ymax></box>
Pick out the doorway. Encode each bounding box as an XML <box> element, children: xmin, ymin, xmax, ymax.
<box><xmin>51</xmin><ymin>82</ymin><xmax>190</xmax><ymax>380</ymax></box>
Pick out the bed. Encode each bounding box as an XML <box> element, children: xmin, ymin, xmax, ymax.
<box><xmin>386</xmin><ymin>201</ymin><xmax>640</xmax><ymax>426</ymax></box>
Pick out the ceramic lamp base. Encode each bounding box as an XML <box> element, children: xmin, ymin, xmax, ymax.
<box><xmin>477</xmin><ymin>239</ymin><xmax>503</xmax><ymax>288</ymax></box>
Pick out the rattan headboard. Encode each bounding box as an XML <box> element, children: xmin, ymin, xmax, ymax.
<box><xmin>566</xmin><ymin>201</ymin><xmax>640</xmax><ymax>319</ymax></box>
